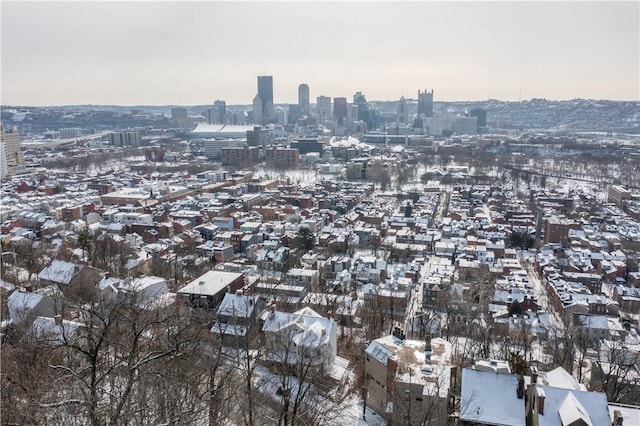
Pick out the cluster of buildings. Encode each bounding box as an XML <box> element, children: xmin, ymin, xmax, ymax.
<box><xmin>1</xmin><ymin>122</ymin><xmax>26</xmax><ymax>179</ymax></box>
<box><xmin>168</xmin><ymin>76</ymin><xmax>485</xmax><ymax>141</ymax></box>
<box><xmin>2</xmin><ymin>144</ymin><xmax>639</xmax><ymax>422</ymax></box>
<box><xmin>2</xmin><ymin>89</ymin><xmax>640</xmax><ymax>425</ymax></box>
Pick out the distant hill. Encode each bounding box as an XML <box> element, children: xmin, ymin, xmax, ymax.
<box><xmin>2</xmin><ymin>98</ymin><xmax>638</xmax><ymax>132</ymax></box>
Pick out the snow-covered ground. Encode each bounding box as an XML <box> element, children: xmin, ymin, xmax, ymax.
<box><xmin>220</xmin><ymin>348</ymin><xmax>380</xmax><ymax>425</ymax></box>
<box><xmin>337</xmin><ymin>395</ymin><xmax>387</xmax><ymax>426</ymax></box>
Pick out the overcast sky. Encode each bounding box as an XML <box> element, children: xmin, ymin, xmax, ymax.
<box><xmin>1</xmin><ymin>1</ymin><xmax>638</xmax><ymax>106</ymax></box>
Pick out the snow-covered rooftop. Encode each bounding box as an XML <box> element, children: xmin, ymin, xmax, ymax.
<box><xmin>460</xmin><ymin>368</ymin><xmax>528</xmax><ymax>426</ymax></box>
<box><xmin>38</xmin><ymin>259</ymin><xmax>81</xmax><ymax>285</ymax></box>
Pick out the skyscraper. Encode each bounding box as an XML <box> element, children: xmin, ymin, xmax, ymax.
<box><xmin>353</xmin><ymin>92</ymin><xmax>373</xmax><ymax>127</ymax></box>
<box><xmin>206</xmin><ymin>100</ymin><xmax>227</xmax><ymax>125</ymax></box>
<box><xmin>316</xmin><ymin>96</ymin><xmax>332</xmax><ymax>124</ymax></box>
<box><xmin>418</xmin><ymin>89</ymin><xmax>434</xmax><ymax>117</ymax></box>
<box><xmin>470</xmin><ymin>108</ymin><xmax>487</xmax><ymax>129</ymax></box>
<box><xmin>206</xmin><ymin>108</ymin><xmax>219</xmax><ymax>125</ymax></box>
<box><xmin>333</xmin><ymin>97</ymin><xmax>347</xmax><ymax>126</ymax></box>
<box><xmin>397</xmin><ymin>95</ymin><xmax>408</xmax><ymax>124</ymax></box>
<box><xmin>214</xmin><ymin>100</ymin><xmax>226</xmax><ymax>117</ymax></box>
<box><xmin>257</xmin><ymin>76</ymin><xmax>273</xmax><ymax>121</ymax></box>
<box><xmin>298</xmin><ymin>83</ymin><xmax>309</xmax><ymax>114</ymax></box>
<box><xmin>0</xmin><ymin>122</ymin><xmax>24</xmax><ymax>179</ymax></box>
<box><xmin>289</xmin><ymin>104</ymin><xmax>303</xmax><ymax>124</ymax></box>
<box><xmin>252</xmin><ymin>94</ymin><xmax>263</xmax><ymax>125</ymax></box>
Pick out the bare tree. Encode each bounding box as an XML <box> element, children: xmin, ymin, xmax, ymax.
<box><xmin>2</xmin><ymin>292</ymin><xmax>232</xmax><ymax>425</ymax></box>
<box><xmin>544</xmin><ymin>325</ymin><xmax>576</xmax><ymax>374</ymax></box>
<box><xmin>591</xmin><ymin>339</ymin><xmax>640</xmax><ymax>404</ymax></box>
<box><xmin>14</xmin><ymin>241</ymin><xmax>47</xmax><ymax>284</ymax></box>
<box><xmin>92</xmin><ymin>233</ymin><xmax>135</xmax><ymax>278</ymax></box>
<box><xmin>262</xmin><ymin>316</ymin><xmax>341</xmax><ymax>426</ymax></box>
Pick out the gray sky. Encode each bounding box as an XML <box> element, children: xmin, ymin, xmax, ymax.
<box><xmin>1</xmin><ymin>1</ymin><xmax>639</xmax><ymax>105</ymax></box>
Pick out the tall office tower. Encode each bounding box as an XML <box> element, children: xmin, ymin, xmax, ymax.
<box><xmin>333</xmin><ymin>97</ymin><xmax>347</xmax><ymax>126</ymax></box>
<box><xmin>206</xmin><ymin>100</ymin><xmax>226</xmax><ymax>124</ymax></box>
<box><xmin>353</xmin><ymin>92</ymin><xmax>368</xmax><ymax>121</ymax></box>
<box><xmin>316</xmin><ymin>96</ymin><xmax>332</xmax><ymax>124</ymax></box>
<box><xmin>298</xmin><ymin>83</ymin><xmax>310</xmax><ymax>114</ymax></box>
<box><xmin>289</xmin><ymin>104</ymin><xmax>303</xmax><ymax>124</ymax></box>
<box><xmin>417</xmin><ymin>89</ymin><xmax>434</xmax><ymax>117</ymax></box>
<box><xmin>252</xmin><ymin>94</ymin><xmax>263</xmax><ymax>125</ymax></box>
<box><xmin>257</xmin><ymin>75</ymin><xmax>273</xmax><ymax>121</ymax></box>
<box><xmin>214</xmin><ymin>100</ymin><xmax>226</xmax><ymax>118</ymax></box>
<box><xmin>348</xmin><ymin>104</ymin><xmax>359</xmax><ymax>125</ymax></box>
<box><xmin>470</xmin><ymin>108</ymin><xmax>487</xmax><ymax>129</ymax></box>
<box><xmin>396</xmin><ymin>95</ymin><xmax>408</xmax><ymax>124</ymax></box>
<box><xmin>207</xmin><ymin>108</ymin><xmax>220</xmax><ymax>125</ymax></box>
<box><xmin>171</xmin><ymin>107</ymin><xmax>188</xmax><ymax>121</ymax></box>
<box><xmin>0</xmin><ymin>122</ymin><xmax>24</xmax><ymax>179</ymax></box>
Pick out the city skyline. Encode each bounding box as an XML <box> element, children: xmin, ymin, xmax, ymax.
<box><xmin>1</xmin><ymin>1</ymin><xmax>638</xmax><ymax>106</ymax></box>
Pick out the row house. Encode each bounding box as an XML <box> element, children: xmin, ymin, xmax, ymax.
<box><xmin>562</xmin><ymin>271</ymin><xmax>603</xmax><ymax>295</ymax></box>
<box><xmin>573</xmin><ymin>314</ymin><xmax>627</xmax><ymax>343</ymax></box>
<box><xmin>255</xmin><ymin>282</ymin><xmax>307</xmax><ymax>309</ymax></box>
<box><xmin>612</xmin><ymin>285</ymin><xmax>640</xmax><ymax>318</ymax></box>
<box><xmin>57</xmin><ymin>202</ymin><xmax>95</xmax><ymax>222</ymax></box>
<box><xmin>546</xmin><ymin>277</ymin><xmax>610</xmax><ymax>316</ymax></box>
<box><xmin>196</xmin><ymin>241</ymin><xmax>234</xmax><ymax>263</ymax></box>
<box><xmin>363</xmin><ymin>278</ymin><xmax>411</xmax><ymax>322</ymax></box>
<box><xmin>286</xmin><ymin>268</ymin><xmax>319</xmax><ymax>289</ymax></box>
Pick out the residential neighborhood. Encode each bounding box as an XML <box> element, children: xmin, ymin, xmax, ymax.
<box><xmin>2</xmin><ymin>114</ymin><xmax>640</xmax><ymax>425</ymax></box>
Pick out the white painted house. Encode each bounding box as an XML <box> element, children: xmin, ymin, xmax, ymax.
<box><xmin>261</xmin><ymin>306</ymin><xmax>337</xmax><ymax>371</ymax></box>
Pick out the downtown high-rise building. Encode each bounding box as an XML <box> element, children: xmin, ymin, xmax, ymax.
<box><xmin>418</xmin><ymin>89</ymin><xmax>434</xmax><ymax>117</ymax></box>
<box><xmin>397</xmin><ymin>95</ymin><xmax>408</xmax><ymax>124</ymax></box>
<box><xmin>214</xmin><ymin>100</ymin><xmax>226</xmax><ymax>117</ymax></box>
<box><xmin>171</xmin><ymin>107</ymin><xmax>188</xmax><ymax>121</ymax></box>
<box><xmin>470</xmin><ymin>108</ymin><xmax>487</xmax><ymax>129</ymax></box>
<box><xmin>333</xmin><ymin>97</ymin><xmax>347</xmax><ymax>126</ymax></box>
<box><xmin>252</xmin><ymin>94</ymin><xmax>263</xmax><ymax>125</ymax></box>
<box><xmin>298</xmin><ymin>83</ymin><xmax>309</xmax><ymax>114</ymax></box>
<box><xmin>316</xmin><ymin>95</ymin><xmax>332</xmax><ymax>124</ymax></box>
<box><xmin>257</xmin><ymin>76</ymin><xmax>274</xmax><ymax>121</ymax></box>
<box><xmin>206</xmin><ymin>100</ymin><xmax>227</xmax><ymax>125</ymax></box>
<box><xmin>0</xmin><ymin>122</ymin><xmax>24</xmax><ymax>179</ymax></box>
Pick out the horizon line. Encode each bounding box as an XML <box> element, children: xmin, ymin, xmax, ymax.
<box><xmin>2</xmin><ymin>97</ymin><xmax>639</xmax><ymax>109</ymax></box>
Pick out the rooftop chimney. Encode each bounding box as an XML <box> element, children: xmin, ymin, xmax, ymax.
<box><xmin>54</xmin><ymin>315</ymin><xmax>63</xmax><ymax>326</ymax></box>
<box><xmin>517</xmin><ymin>375</ymin><xmax>525</xmax><ymax>399</ymax></box>
<box><xmin>613</xmin><ymin>409</ymin><xmax>623</xmax><ymax>425</ymax></box>
<box><xmin>536</xmin><ymin>387</ymin><xmax>545</xmax><ymax>416</ymax></box>
<box><xmin>530</xmin><ymin>366</ymin><xmax>538</xmax><ymax>384</ymax></box>
<box><xmin>392</xmin><ymin>326</ymin><xmax>406</xmax><ymax>341</ymax></box>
